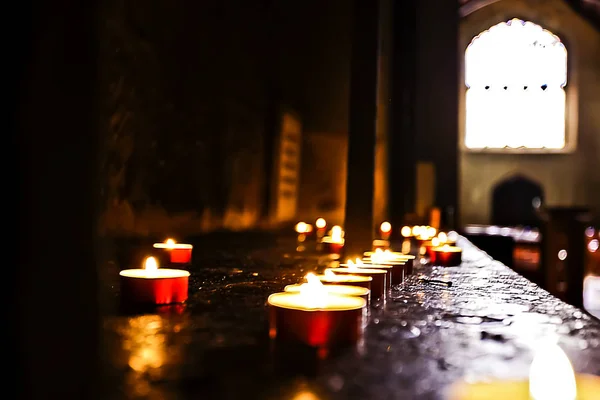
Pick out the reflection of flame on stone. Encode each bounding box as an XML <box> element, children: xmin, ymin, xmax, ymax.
<box><xmin>292</xmin><ymin>390</ymin><xmax>321</xmax><ymax>400</ymax></box>
<box><xmin>529</xmin><ymin>341</ymin><xmax>576</xmax><ymax>400</ymax></box>
<box><xmin>126</xmin><ymin>315</ymin><xmax>166</xmax><ymax>373</ymax></box>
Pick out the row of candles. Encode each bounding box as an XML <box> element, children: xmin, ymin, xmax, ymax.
<box><xmin>115</xmin><ymin>229</ymin><xmax>600</xmax><ymax>398</ymax></box>
<box><xmin>281</xmin><ymin>221</ymin><xmax>600</xmax><ymax>399</ymax></box>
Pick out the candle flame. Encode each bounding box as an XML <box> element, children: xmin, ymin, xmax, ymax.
<box><xmin>432</xmin><ymin>237</ymin><xmax>440</xmax><ymax>247</ymax></box>
<box><xmin>401</xmin><ymin>226</ymin><xmax>412</xmax><ymax>237</ymax></box>
<box><xmin>324</xmin><ymin>269</ymin><xmax>336</xmax><ymax>278</ymax></box>
<box><xmin>300</xmin><ymin>273</ymin><xmax>328</xmax><ymax>308</ymax></box>
<box><xmin>316</xmin><ymin>218</ymin><xmax>326</xmax><ymax>229</ymax></box>
<box><xmin>442</xmin><ymin>244</ymin><xmax>451</xmax><ymax>252</ymax></box>
<box><xmin>295</xmin><ymin>222</ymin><xmax>308</xmax><ymax>234</ymax></box>
<box><xmin>427</xmin><ymin>227</ymin><xmax>437</xmax><ymax>238</ymax></box>
<box><xmin>438</xmin><ymin>232</ymin><xmax>448</xmax><ymax>244</ymax></box>
<box><xmin>380</xmin><ymin>221</ymin><xmax>392</xmax><ymax>233</ymax></box>
<box><xmin>412</xmin><ymin>226</ymin><xmax>421</xmax><ymax>236</ymax></box>
<box><xmin>529</xmin><ymin>341</ymin><xmax>577</xmax><ymax>400</ymax></box>
<box><xmin>144</xmin><ymin>256</ymin><xmax>159</xmax><ymax>271</ymax></box>
<box><xmin>331</xmin><ymin>225</ymin><xmax>343</xmax><ymax>241</ymax></box>
<box><xmin>165</xmin><ymin>238</ymin><xmax>176</xmax><ymax>249</ymax></box>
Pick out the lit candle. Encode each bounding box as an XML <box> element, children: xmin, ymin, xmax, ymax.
<box><xmin>315</xmin><ymin>269</ymin><xmax>373</xmax><ymax>290</ymax></box>
<box><xmin>421</xmin><ymin>237</ymin><xmax>440</xmax><ymax>258</ymax></box>
<box><xmin>315</xmin><ymin>217</ymin><xmax>327</xmax><ymax>239</ymax></box>
<box><xmin>380</xmin><ymin>221</ymin><xmax>392</xmax><ymax>240</ymax></box>
<box><xmin>330</xmin><ymin>263</ymin><xmax>387</xmax><ymax>302</ymax></box>
<box><xmin>431</xmin><ymin>244</ymin><xmax>462</xmax><ymax>266</ymax></box>
<box><xmin>341</xmin><ymin>259</ymin><xmax>393</xmax><ymax>293</ymax></box>
<box><xmin>448</xmin><ymin>341</ymin><xmax>600</xmax><ymax>399</ymax></box>
<box><xmin>285</xmin><ymin>275</ymin><xmax>370</xmax><ymax>305</ymax></box>
<box><xmin>401</xmin><ymin>226</ymin><xmax>413</xmax><ymax>238</ymax></box>
<box><xmin>268</xmin><ymin>274</ymin><xmax>367</xmax><ymax>348</ymax></box>
<box><xmin>153</xmin><ymin>238</ymin><xmax>193</xmax><ymax>265</ymax></box>
<box><xmin>119</xmin><ymin>256</ymin><xmax>190</xmax><ymax>305</ymax></box>
<box><xmin>364</xmin><ymin>249</ymin><xmax>416</xmax><ymax>276</ymax></box>
<box><xmin>363</xmin><ymin>251</ymin><xmax>406</xmax><ymax>285</ymax></box>
<box><xmin>321</xmin><ymin>225</ymin><xmax>345</xmax><ymax>256</ymax></box>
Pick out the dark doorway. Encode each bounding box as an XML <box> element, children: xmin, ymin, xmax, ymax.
<box><xmin>492</xmin><ymin>175</ymin><xmax>543</xmax><ymax>227</ymax></box>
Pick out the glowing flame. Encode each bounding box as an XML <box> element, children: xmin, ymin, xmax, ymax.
<box><xmin>316</xmin><ymin>218</ymin><xmax>326</xmax><ymax>229</ymax></box>
<box><xmin>144</xmin><ymin>256</ymin><xmax>159</xmax><ymax>271</ymax></box>
<box><xmin>300</xmin><ymin>273</ymin><xmax>328</xmax><ymax>308</ymax></box>
<box><xmin>442</xmin><ymin>244</ymin><xmax>451</xmax><ymax>252</ymax></box>
<box><xmin>324</xmin><ymin>269</ymin><xmax>336</xmax><ymax>278</ymax></box>
<box><xmin>165</xmin><ymin>238</ymin><xmax>176</xmax><ymax>249</ymax></box>
<box><xmin>401</xmin><ymin>226</ymin><xmax>412</xmax><ymax>237</ymax></box>
<box><xmin>295</xmin><ymin>222</ymin><xmax>308</xmax><ymax>234</ymax></box>
<box><xmin>432</xmin><ymin>237</ymin><xmax>440</xmax><ymax>247</ymax></box>
<box><xmin>427</xmin><ymin>227</ymin><xmax>437</xmax><ymax>238</ymax></box>
<box><xmin>346</xmin><ymin>259</ymin><xmax>359</xmax><ymax>270</ymax></box>
<box><xmin>529</xmin><ymin>341</ymin><xmax>576</xmax><ymax>400</ymax></box>
<box><xmin>447</xmin><ymin>230</ymin><xmax>459</xmax><ymax>242</ymax></box>
<box><xmin>412</xmin><ymin>226</ymin><xmax>421</xmax><ymax>236</ymax></box>
<box><xmin>438</xmin><ymin>232</ymin><xmax>448</xmax><ymax>244</ymax></box>
<box><xmin>331</xmin><ymin>225</ymin><xmax>343</xmax><ymax>241</ymax></box>
<box><xmin>380</xmin><ymin>221</ymin><xmax>392</xmax><ymax>233</ymax></box>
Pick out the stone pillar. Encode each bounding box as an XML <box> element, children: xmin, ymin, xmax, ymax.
<box><xmin>389</xmin><ymin>0</ymin><xmax>418</xmax><ymax>227</ymax></box>
<box><xmin>541</xmin><ymin>207</ymin><xmax>592</xmax><ymax>308</ymax></box>
<box><xmin>344</xmin><ymin>0</ymin><xmax>381</xmax><ymax>257</ymax></box>
<box><xmin>414</xmin><ymin>0</ymin><xmax>460</xmax><ymax>228</ymax></box>
<box><xmin>14</xmin><ymin>1</ymin><xmax>100</xmax><ymax>398</ymax></box>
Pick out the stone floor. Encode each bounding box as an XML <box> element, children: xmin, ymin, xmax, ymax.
<box><xmin>100</xmin><ymin>231</ymin><xmax>600</xmax><ymax>399</ymax></box>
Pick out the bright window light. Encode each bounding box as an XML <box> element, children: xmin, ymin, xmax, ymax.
<box><xmin>465</xmin><ymin>19</ymin><xmax>567</xmax><ymax>150</ymax></box>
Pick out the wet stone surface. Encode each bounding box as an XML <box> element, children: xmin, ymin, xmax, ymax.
<box><xmin>101</xmin><ymin>232</ymin><xmax>600</xmax><ymax>399</ymax></box>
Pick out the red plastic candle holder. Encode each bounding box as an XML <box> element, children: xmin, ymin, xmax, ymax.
<box><xmin>329</xmin><ymin>268</ymin><xmax>387</xmax><ymax>302</ymax></box>
<box><xmin>431</xmin><ymin>246</ymin><xmax>463</xmax><ymax>266</ymax></box>
<box><xmin>153</xmin><ymin>240</ymin><xmax>193</xmax><ymax>265</ymax></box>
<box><xmin>119</xmin><ymin>269</ymin><xmax>190</xmax><ymax>305</ymax></box>
<box><xmin>268</xmin><ymin>293</ymin><xmax>366</xmax><ymax>348</ymax></box>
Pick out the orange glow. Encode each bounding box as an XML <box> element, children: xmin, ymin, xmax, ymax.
<box><xmin>165</xmin><ymin>239</ymin><xmax>176</xmax><ymax>248</ymax></box>
<box><xmin>401</xmin><ymin>226</ymin><xmax>412</xmax><ymax>237</ymax></box>
<box><xmin>316</xmin><ymin>218</ymin><xmax>326</xmax><ymax>229</ymax></box>
<box><xmin>380</xmin><ymin>221</ymin><xmax>392</xmax><ymax>233</ymax></box>
<box><xmin>324</xmin><ymin>269</ymin><xmax>336</xmax><ymax>278</ymax></box>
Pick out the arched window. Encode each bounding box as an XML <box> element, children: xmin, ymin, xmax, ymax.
<box><xmin>465</xmin><ymin>19</ymin><xmax>568</xmax><ymax>150</ymax></box>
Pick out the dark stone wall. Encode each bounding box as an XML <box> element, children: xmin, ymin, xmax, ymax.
<box><xmin>98</xmin><ymin>0</ymin><xmax>270</xmax><ymax>235</ymax></box>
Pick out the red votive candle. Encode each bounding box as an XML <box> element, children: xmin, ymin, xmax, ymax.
<box><xmin>329</xmin><ymin>267</ymin><xmax>387</xmax><ymax>302</ymax></box>
<box><xmin>153</xmin><ymin>239</ymin><xmax>193</xmax><ymax>265</ymax></box>
<box><xmin>268</xmin><ymin>289</ymin><xmax>367</xmax><ymax>348</ymax></box>
<box><xmin>431</xmin><ymin>245</ymin><xmax>462</xmax><ymax>266</ymax></box>
<box><xmin>341</xmin><ymin>259</ymin><xmax>394</xmax><ymax>293</ymax></box>
<box><xmin>362</xmin><ymin>259</ymin><xmax>406</xmax><ymax>286</ymax></box>
<box><xmin>119</xmin><ymin>256</ymin><xmax>189</xmax><ymax>305</ymax></box>
<box><xmin>321</xmin><ymin>236</ymin><xmax>345</xmax><ymax>255</ymax></box>
<box><xmin>315</xmin><ymin>271</ymin><xmax>373</xmax><ymax>291</ymax></box>
<box><xmin>285</xmin><ymin>283</ymin><xmax>371</xmax><ymax>307</ymax></box>
<box><xmin>364</xmin><ymin>250</ymin><xmax>416</xmax><ymax>276</ymax></box>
